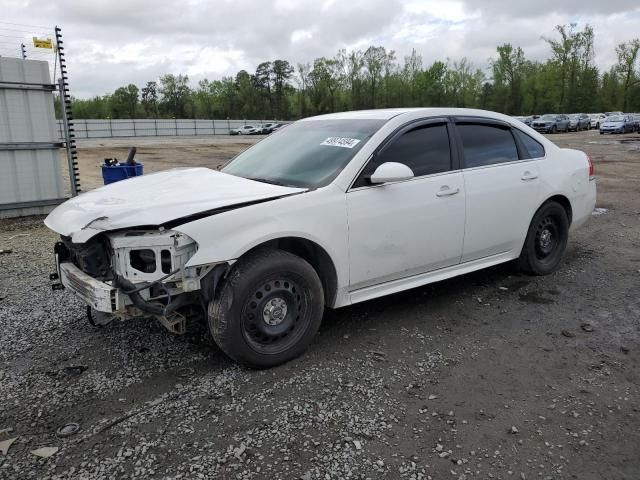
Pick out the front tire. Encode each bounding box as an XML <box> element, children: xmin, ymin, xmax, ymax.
<box><xmin>209</xmin><ymin>249</ymin><xmax>324</xmax><ymax>368</ymax></box>
<box><xmin>517</xmin><ymin>202</ymin><xmax>569</xmax><ymax>276</ymax></box>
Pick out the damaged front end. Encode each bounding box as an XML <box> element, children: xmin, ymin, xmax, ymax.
<box><xmin>51</xmin><ymin>229</ymin><xmax>224</xmax><ymax>334</ymax></box>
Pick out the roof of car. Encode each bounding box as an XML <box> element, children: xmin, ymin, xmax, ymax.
<box><xmin>301</xmin><ymin>107</ymin><xmax>522</xmax><ymax>123</ymax></box>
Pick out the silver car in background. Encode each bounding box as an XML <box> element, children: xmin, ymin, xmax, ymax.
<box><xmin>599</xmin><ymin>115</ymin><xmax>634</xmax><ymax>134</ymax></box>
<box><xmin>568</xmin><ymin>114</ymin><xmax>590</xmax><ymax>131</ymax></box>
<box><xmin>513</xmin><ymin>116</ymin><xmax>533</xmax><ymax>127</ymax></box>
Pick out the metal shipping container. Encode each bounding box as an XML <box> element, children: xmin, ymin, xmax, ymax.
<box><xmin>0</xmin><ymin>57</ymin><xmax>65</xmax><ymax>218</ymax></box>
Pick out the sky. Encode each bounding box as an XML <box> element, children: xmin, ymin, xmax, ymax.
<box><xmin>1</xmin><ymin>0</ymin><xmax>639</xmax><ymax>98</ymax></box>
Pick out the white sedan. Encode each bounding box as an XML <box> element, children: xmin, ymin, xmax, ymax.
<box><xmin>229</xmin><ymin>125</ymin><xmax>259</xmax><ymax>135</ymax></box>
<box><xmin>45</xmin><ymin>108</ymin><xmax>597</xmax><ymax>368</ymax></box>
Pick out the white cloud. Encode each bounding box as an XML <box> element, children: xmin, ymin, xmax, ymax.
<box><xmin>291</xmin><ymin>30</ymin><xmax>313</xmax><ymax>43</ymax></box>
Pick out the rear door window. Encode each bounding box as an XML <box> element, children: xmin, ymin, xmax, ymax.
<box><xmin>457</xmin><ymin>123</ymin><xmax>519</xmax><ymax>168</ymax></box>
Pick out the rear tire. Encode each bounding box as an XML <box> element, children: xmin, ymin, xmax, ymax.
<box><xmin>208</xmin><ymin>249</ymin><xmax>324</xmax><ymax>368</ymax></box>
<box><xmin>517</xmin><ymin>202</ymin><xmax>569</xmax><ymax>276</ymax></box>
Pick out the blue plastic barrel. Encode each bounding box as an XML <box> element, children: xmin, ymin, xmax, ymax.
<box><xmin>101</xmin><ymin>163</ymin><xmax>144</xmax><ymax>185</ymax></box>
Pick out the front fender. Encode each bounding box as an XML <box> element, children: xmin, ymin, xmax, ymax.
<box><xmin>173</xmin><ymin>185</ymin><xmax>349</xmax><ymax>290</ymax></box>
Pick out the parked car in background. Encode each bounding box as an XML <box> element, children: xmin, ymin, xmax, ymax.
<box><xmin>259</xmin><ymin>122</ymin><xmax>278</xmax><ymax>134</ymax></box>
<box><xmin>605</xmin><ymin>111</ymin><xmax>623</xmax><ymax>117</ymax></box>
<box><xmin>513</xmin><ymin>116</ymin><xmax>533</xmax><ymax>127</ymax></box>
<box><xmin>568</xmin><ymin>114</ymin><xmax>590</xmax><ymax>131</ymax></box>
<box><xmin>600</xmin><ymin>115</ymin><xmax>635</xmax><ymax>134</ymax></box>
<box><xmin>590</xmin><ymin>113</ymin><xmax>607</xmax><ymax>129</ymax></box>
<box><xmin>230</xmin><ymin>125</ymin><xmax>260</xmax><ymax>135</ymax></box>
<box><xmin>271</xmin><ymin>123</ymin><xmax>287</xmax><ymax>132</ymax></box>
<box><xmin>532</xmin><ymin>114</ymin><xmax>570</xmax><ymax>133</ymax></box>
<box><xmin>45</xmin><ymin>108</ymin><xmax>596</xmax><ymax>368</ymax></box>
<box><xmin>628</xmin><ymin>114</ymin><xmax>640</xmax><ymax>132</ymax></box>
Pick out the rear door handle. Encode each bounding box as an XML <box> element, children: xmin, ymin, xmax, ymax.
<box><xmin>436</xmin><ymin>186</ymin><xmax>460</xmax><ymax>197</ymax></box>
<box><xmin>521</xmin><ymin>171</ymin><xmax>538</xmax><ymax>181</ymax></box>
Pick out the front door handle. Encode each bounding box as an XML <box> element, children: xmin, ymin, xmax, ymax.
<box><xmin>436</xmin><ymin>186</ymin><xmax>460</xmax><ymax>197</ymax></box>
<box><xmin>521</xmin><ymin>171</ymin><xmax>538</xmax><ymax>181</ymax></box>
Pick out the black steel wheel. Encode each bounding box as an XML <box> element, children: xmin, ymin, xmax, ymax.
<box><xmin>208</xmin><ymin>249</ymin><xmax>324</xmax><ymax>368</ymax></box>
<box><xmin>518</xmin><ymin>201</ymin><xmax>569</xmax><ymax>275</ymax></box>
<box><xmin>241</xmin><ymin>277</ymin><xmax>310</xmax><ymax>355</ymax></box>
<box><xmin>534</xmin><ymin>216</ymin><xmax>560</xmax><ymax>260</ymax></box>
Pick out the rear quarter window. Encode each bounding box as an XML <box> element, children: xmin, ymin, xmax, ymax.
<box><xmin>513</xmin><ymin>129</ymin><xmax>545</xmax><ymax>159</ymax></box>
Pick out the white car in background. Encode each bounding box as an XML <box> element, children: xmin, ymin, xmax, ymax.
<box><xmin>45</xmin><ymin>108</ymin><xmax>597</xmax><ymax>368</ymax></box>
<box><xmin>229</xmin><ymin>125</ymin><xmax>259</xmax><ymax>135</ymax></box>
<box><xmin>590</xmin><ymin>113</ymin><xmax>607</xmax><ymax>129</ymax></box>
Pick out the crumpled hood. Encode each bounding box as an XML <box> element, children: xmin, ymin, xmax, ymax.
<box><xmin>45</xmin><ymin>167</ymin><xmax>306</xmax><ymax>243</ymax></box>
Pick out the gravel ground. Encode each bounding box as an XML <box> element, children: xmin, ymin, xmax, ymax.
<box><xmin>1</xmin><ymin>130</ymin><xmax>639</xmax><ymax>479</ymax></box>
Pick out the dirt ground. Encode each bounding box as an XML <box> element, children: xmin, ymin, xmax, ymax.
<box><xmin>65</xmin><ymin>136</ymin><xmax>259</xmax><ymax>192</ymax></box>
<box><xmin>1</xmin><ymin>130</ymin><xmax>639</xmax><ymax>479</ymax></box>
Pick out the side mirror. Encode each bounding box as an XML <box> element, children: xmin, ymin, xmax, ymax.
<box><xmin>370</xmin><ymin>162</ymin><xmax>414</xmax><ymax>185</ymax></box>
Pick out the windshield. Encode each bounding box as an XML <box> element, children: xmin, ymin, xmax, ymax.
<box><xmin>607</xmin><ymin>116</ymin><xmax>624</xmax><ymax>122</ymax></box>
<box><xmin>539</xmin><ymin>115</ymin><xmax>556</xmax><ymax>120</ymax></box>
<box><xmin>223</xmin><ymin>119</ymin><xmax>385</xmax><ymax>188</ymax></box>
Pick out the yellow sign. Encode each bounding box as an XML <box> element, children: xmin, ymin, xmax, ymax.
<box><xmin>32</xmin><ymin>37</ymin><xmax>53</xmax><ymax>49</ymax></box>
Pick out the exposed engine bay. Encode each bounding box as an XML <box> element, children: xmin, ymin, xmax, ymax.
<box><xmin>53</xmin><ymin>229</ymin><xmax>223</xmax><ymax>334</ymax></box>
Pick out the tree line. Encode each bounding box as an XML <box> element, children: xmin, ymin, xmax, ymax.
<box><xmin>68</xmin><ymin>24</ymin><xmax>640</xmax><ymax>120</ymax></box>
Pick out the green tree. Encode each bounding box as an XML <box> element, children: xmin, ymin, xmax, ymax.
<box><xmin>309</xmin><ymin>57</ymin><xmax>341</xmax><ymax>114</ymax></box>
<box><xmin>272</xmin><ymin>59</ymin><xmax>294</xmax><ymax>118</ymax></box>
<box><xmin>363</xmin><ymin>46</ymin><xmax>387</xmax><ymax>107</ymax></box>
<box><xmin>615</xmin><ymin>39</ymin><xmax>640</xmax><ymax>111</ymax></box>
<box><xmin>110</xmin><ymin>84</ymin><xmax>139</xmax><ymax>118</ymax></box>
<box><xmin>544</xmin><ymin>24</ymin><xmax>595</xmax><ymax>112</ymax></box>
<box><xmin>336</xmin><ymin>48</ymin><xmax>364</xmax><ymax>110</ymax></box>
<box><xmin>491</xmin><ymin>44</ymin><xmax>526</xmax><ymax>114</ymax></box>
<box><xmin>141</xmin><ymin>81</ymin><xmax>158</xmax><ymax>118</ymax></box>
<box><xmin>415</xmin><ymin>61</ymin><xmax>447</xmax><ymax>106</ymax></box>
<box><xmin>295</xmin><ymin>62</ymin><xmax>311</xmax><ymax>117</ymax></box>
<box><xmin>159</xmin><ymin>74</ymin><xmax>191</xmax><ymax>118</ymax></box>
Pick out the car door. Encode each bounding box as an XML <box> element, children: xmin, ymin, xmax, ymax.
<box><xmin>453</xmin><ymin>118</ymin><xmax>542</xmax><ymax>263</ymax></box>
<box><xmin>347</xmin><ymin>119</ymin><xmax>465</xmax><ymax>290</ymax></box>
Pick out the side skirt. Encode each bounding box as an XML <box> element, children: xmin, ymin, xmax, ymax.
<box><xmin>347</xmin><ymin>251</ymin><xmax>517</xmax><ymax>306</ymax></box>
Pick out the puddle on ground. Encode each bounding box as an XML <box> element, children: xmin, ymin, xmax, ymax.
<box><xmin>588</xmin><ymin>138</ymin><xmax>640</xmax><ymax>150</ymax></box>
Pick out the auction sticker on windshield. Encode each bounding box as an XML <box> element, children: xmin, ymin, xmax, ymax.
<box><xmin>320</xmin><ymin>137</ymin><xmax>361</xmax><ymax>148</ymax></box>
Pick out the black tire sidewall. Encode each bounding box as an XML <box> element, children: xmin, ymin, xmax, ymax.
<box><xmin>519</xmin><ymin>202</ymin><xmax>569</xmax><ymax>275</ymax></box>
<box><xmin>210</xmin><ymin>250</ymin><xmax>324</xmax><ymax>368</ymax></box>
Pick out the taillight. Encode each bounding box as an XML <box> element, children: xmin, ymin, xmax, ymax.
<box><xmin>586</xmin><ymin>153</ymin><xmax>595</xmax><ymax>178</ymax></box>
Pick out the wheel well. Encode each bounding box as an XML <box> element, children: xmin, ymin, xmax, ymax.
<box><xmin>545</xmin><ymin>195</ymin><xmax>573</xmax><ymax>226</ymax></box>
<box><xmin>241</xmin><ymin>238</ymin><xmax>338</xmax><ymax>307</ymax></box>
